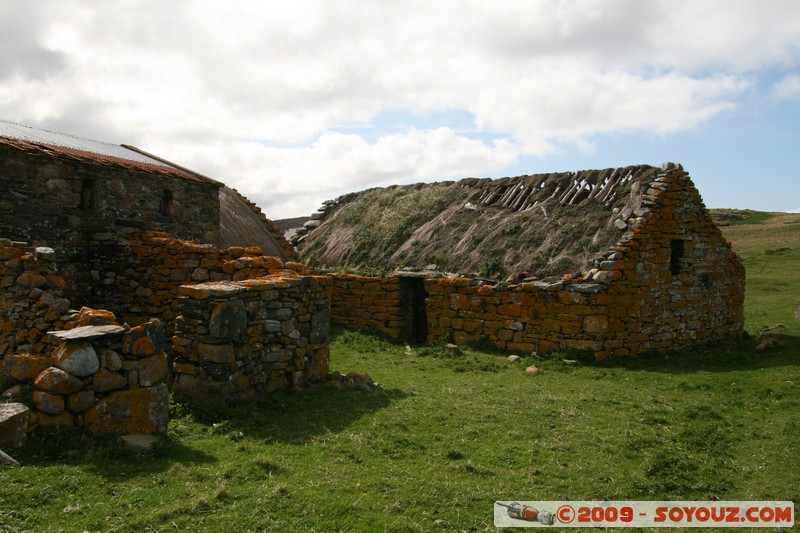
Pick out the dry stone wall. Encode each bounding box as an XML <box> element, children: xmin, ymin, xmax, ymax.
<box><xmin>0</xmin><ymin>239</ymin><xmax>71</xmax><ymax>356</ymax></box>
<box><xmin>2</xmin><ymin>308</ymin><xmax>169</xmax><ymax>436</ymax></box>
<box><xmin>172</xmin><ymin>274</ymin><xmax>331</xmax><ymax>404</ymax></box>
<box><xmin>329</xmin><ymin>274</ymin><xmax>404</xmax><ymax>339</ymax></box>
<box><xmin>87</xmin><ymin>228</ymin><xmax>308</xmax><ymax>332</ymax></box>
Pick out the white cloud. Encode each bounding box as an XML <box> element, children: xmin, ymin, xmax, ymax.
<box><xmin>471</xmin><ymin>69</ymin><xmax>750</xmax><ymax>154</ymax></box>
<box><xmin>772</xmin><ymin>75</ymin><xmax>800</xmax><ymax>101</ymax></box>
<box><xmin>157</xmin><ymin>128</ymin><xmax>519</xmax><ymax>218</ymax></box>
<box><xmin>1</xmin><ymin>0</ymin><xmax>799</xmax><ymax>216</ymax></box>
<box><xmin>788</xmin><ymin>208</ymin><xmax>800</xmax><ymax>214</ymax></box>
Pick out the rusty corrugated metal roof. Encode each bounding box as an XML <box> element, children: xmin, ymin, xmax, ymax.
<box><xmin>0</xmin><ymin>120</ymin><xmax>220</xmax><ymax>185</ymax></box>
<box><xmin>0</xmin><ymin>121</ymin><xmax>172</xmax><ymax>167</ymax></box>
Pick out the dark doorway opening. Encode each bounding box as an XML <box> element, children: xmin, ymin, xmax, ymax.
<box><xmin>670</xmin><ymin>239</ymin><xmax>685</xmax><ymax>275</ymax></box>
<box><xmin>399</xmin><ymin>277</ymin><xmax>428</xmax><ymax>345</ymax></box>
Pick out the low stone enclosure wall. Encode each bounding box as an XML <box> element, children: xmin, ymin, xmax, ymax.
<box><xmin>86</xmin><ymin>228</ymin><xmax>309</xmax><ymax>332</ymax></box>
<box><xmin>329</xmin><ymin>274</ymin><xmax>404</xmax><ymax>340</ymax></box>
<box><xmin>1</xmin><ymin>228</ymin><xmax>314</xmax><ymax>357</ymax></box>
<box><xmin>328</xmin><ymin>166</ymin><xmax>745</xmax><ymax>358</ymax></box>
<box><xmin>172</xmin><ymin>274</ymin><xmax>331</xmax><ymax>404</ymax></box>
<box><xmin>86</xmin><ymin>228</ymin><xmax>335</xmax><ymax>401</ymax></box>
<box><xmin>2</xmin><ymin>308</ymin><xmax>168</xmax><ymax>443</ymax></box>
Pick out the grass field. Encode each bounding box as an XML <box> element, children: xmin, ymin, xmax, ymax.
<box><xmin>1</xmin><ymin>212</ymin><xmax>798</xmax><ymax>531</ymax></box>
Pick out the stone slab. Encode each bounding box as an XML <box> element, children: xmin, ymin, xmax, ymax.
<box><xmin>48</xmin><ymin>324</ymin><xmax>127</xmax><ymax>342</ymax></box>
<box><xmin>567</xmin><ymin>283</ymin><xmax>608</xmax><ymax>294</ymax></box>
<box><xmin>179</xmin><ymin>282</ymin><xmax>245</xmax><ymax>299</ymax></box>
<box><xmin>0</xmin><ymin>402</ymin><xmax>30</xmax><ymax>448</ymax></box>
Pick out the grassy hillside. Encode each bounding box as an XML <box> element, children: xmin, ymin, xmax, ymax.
<box><xmin>1</xmin><ymin>211</ymin><xmax>798</xmax><ymax>531</ymax></box>
<box><xmin>715</xmin><ymin>210</ymin><xmax>800</xmax><ymax>337</ymax></box>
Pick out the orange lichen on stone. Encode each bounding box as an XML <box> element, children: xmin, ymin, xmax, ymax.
<box><xmin>130</xmin><ymin>337</ymin><xmax>156</xmax><ymax>357</ymax></box>
<box><xmin>3</xmin><ymin>353</ymin><xmax>52</xmax><ymax>381</ymax></box>
<box><xmin>82</xmin><ymin>384</ymin><xmax>169</xmax><ymax>437</ymax></box>
<box><xmin>75</xmin><ymin>307</ymin><xmax>117</xmax><ymax>327</ymax></box>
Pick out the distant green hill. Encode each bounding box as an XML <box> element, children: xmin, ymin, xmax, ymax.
<box><xmin>716</xmin><ymin>209</ymin><xmax>800</xmax><ymax>336</ymax></box>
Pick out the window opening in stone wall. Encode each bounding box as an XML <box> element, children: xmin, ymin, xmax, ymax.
<box><xmin>160</xmin><ymin>189</ymin><xmax>173</xmax><ymax>216</ymax></box>
<box><xmin>670</xmin><ymin>239</ymin><xmax>685</xmax><ymax>275</ymax></box>
<box><xmin>80</xmin><ymin>179</ymin><xmax>97</xmax><ymax>210</ymax></box>
<box><xmin>399</xmin><ymin>277</ymin><xmax>428</xmax><ymax>345</ymax></box>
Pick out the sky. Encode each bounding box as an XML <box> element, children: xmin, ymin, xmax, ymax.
<box><xmin>2</xmin><ymin>0</ymin><xmax>799</xmax><ymax>219</ymax></box>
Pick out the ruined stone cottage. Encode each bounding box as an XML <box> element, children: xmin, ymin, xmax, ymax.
<box><xmin>300</xmin><ymin>163</ymin><xmax>745</xmax><ymax>358</ymax></box>
<box><xmin>0</xmin><ymin>122</ymin><xmax>328</xmax><ymax>438</ymax></box>
<box><xmin>0</xmin><ymin>120</ymin><xmax>296</xmax><ymax>304</ymax></box>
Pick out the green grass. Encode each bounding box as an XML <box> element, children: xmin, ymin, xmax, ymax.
<box><xmin>719</xmin><ymin>212</ymin><xmax>800</xmax><ymax>338</ymax></box>
<box><xmin>2</xmin><ymin>211</ymin><xmax>799</xmax><ymax>532</ymax></box>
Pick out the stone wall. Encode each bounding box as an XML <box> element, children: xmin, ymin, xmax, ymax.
<box><xmin>0</xmin><ymin>140</ymin><xmax>220</xmax><ymax>302</ymax></box>
<box><xmin>329</xmin><ymin>274</ymin><xmax>404</xmax><ymax>339</ymax></box>
<box><xmin>2</xmin><ymin>308</ymin><xmax>169</xmax><ymax>436</ymax></box>
<box><xmin>0</xmin><ymin>239</ymin><xmax>71</xmax><ymax>356</ymax></box>
<box><xmin>87</xmin><ymin>228</ymin><xmax>308</xmax><ymax>331</ymax></box>
<box><xmin>1</xmin><ymin>230</ymin><xmax>309</xmax><ymax>354</ymax></box>
<box><xmin>172</xmin><ymin>274</ymin><xmax>331</xmax><ymax>404</ymax></box>
<box><xmin>328</xmin><ymin>167</ymin><xmax>745</xmax><ymax>358</ymax></box>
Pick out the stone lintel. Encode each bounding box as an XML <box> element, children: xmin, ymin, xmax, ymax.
<box><xmin>48</xmin><ymin>324</ymin><xmax>127</xmax><ymax>342</ymax></box>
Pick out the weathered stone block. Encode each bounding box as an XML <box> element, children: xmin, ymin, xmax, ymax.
<box><xmin>173</xmin><ymin>374</ymin><xmax>233</xmax><ymax>404</ymax></box>
<box><xmin>0</xmin><ymin>403</ymin><xmax>29</xmax><ymax>448</ymax></box>
<box><xmin>122</xmin><ymin>319</ymin><xmax>166</xmax><ymax>357</ymax></box>
<box><xmin>98</xmin><ymin>347</ymin><xmax>123</xmax><ymax>371</ymax></box>
<box><xmin>75</xmin><ymin>307</ymin><xmax>117</xmax><ymax>326</ymax></box>
<box><xmin>34</xmin><ymin>367</ymin><xmax>84</xmax><ymax>395</ymax></box>
<box><xmin>197</xmin><ymin>342</ymin><xmax>236</xmax><ymax>364</ymax></box>
<box><xmin>15</xmin><ymin>271</ymin><xmax>47</xmax><ymax>288</ymax></box>
<box><xmin>67</xmin><ymin>390</ymin><xmax>96</xmax><ymax>413</ymax></box>
<box><xmin>49</xmin><ymin>324</ymin><xmax>126</xmax><ymax>342</ymax></box>
<box><xmin>209</xmin><ymin>300</ymin><xmax>248</xmax><ymax>339</ymax></box>
<box><xmin>53</xmin><ymin>341</ymin><xmax>99</xmax><ymax>377</ymax></box>
<box><xmin>93</xmin><ymin>368</ymin><xmax>128</xmax><ymax>393</ymax></box>
<box><xmin>583</xmin><ymin>316</ymin><xmax>610</xmax><ymax>334</ymax></box>
<box><xmin>138</xmin><ymin>352</ymin><xmax>168</xmax><ymax>386</ymax></box>
<box><xmin>33</xmin><ymin>390</ymin><xmax>65</xmax><ymax>415</ymax></box>
<box><xmin>36</xmin><ymin>411</ymin><xmax>74</xmax><ymax>431</ymax></box>
<box><xmin>3</xmin><ymin>353</ymin><xmax>52</xmax><ymax>382</ymax></box>
<box><xmin>82</xmin><ymin>384</ymin><xmax>169</xmax><ymax>436</ymax></box>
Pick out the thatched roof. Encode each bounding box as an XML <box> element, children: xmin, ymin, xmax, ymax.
<box><xmin>219</xmin><ymin>186</ymin><xmax>298</xmax><ymax>261</ymax></box>
<box><xmin>299</xmin><ymin>165</ymin><xmax>669</xmax><ymax>277</ymax></box>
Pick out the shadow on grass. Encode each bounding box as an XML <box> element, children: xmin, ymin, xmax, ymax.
<box><xmin>586</xmin><ymin>334</ymin><xmax>800</xmax><ymax>374</ymax></box>
<box><xmin>11</xmin><ymin>384</ymin><xmax>406</xmax><ymax>479</ymax></box>
<box><xmin>12</xmin><ymin>429</ymin><xmax>217</xmax><ymax>480</ymax></box>
<box><xmin>178</xmin><ymin>384</ymin><xmax>409</xmax><ymax>445</ymax></box>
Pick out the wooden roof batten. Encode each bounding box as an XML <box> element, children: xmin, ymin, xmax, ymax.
<box><xmin>460</xmin><ymin>164</ymin><xmax>657</xmax><ymax>213</ymax></box>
